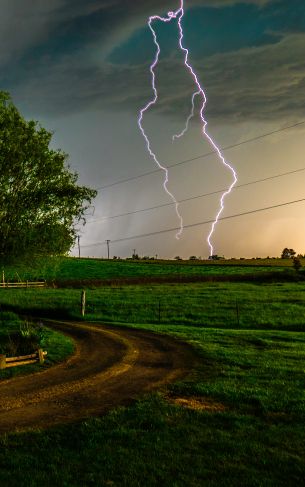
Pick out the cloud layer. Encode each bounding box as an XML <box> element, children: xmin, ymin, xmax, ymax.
<box><xmin>0</xmin><ymin>0</ymin><xmax>276</xmax><ymax>66</ymax></box>
<box><xmin>1</xmin><ymin>0</ymin><xmax>304</xmax><ymax>124</ymax></box>
<box><xmin>14</xmin><ymin>31</ymin><xmax>305</xmax><ymax>124</ymax></box>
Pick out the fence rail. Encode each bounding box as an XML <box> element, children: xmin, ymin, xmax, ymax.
<box><xmin>0</xmin><ymin>349</ymin><xmax>47</xmax><ymax>369</ymax></box>
<box><xmin>0</xmin><ymin>281</ymin><xmax>46</xmax><ymax>289</ymax></box>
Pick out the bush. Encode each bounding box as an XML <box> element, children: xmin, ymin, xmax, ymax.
<box><xmin>0</xmin><ymin>321</ymin><xmax>45</xmax><ymax>357</ymax></box>
<box><xmin>293</xmin><ymin>257</ymin><xmax>302</xmax><ymax>272</ymax></box>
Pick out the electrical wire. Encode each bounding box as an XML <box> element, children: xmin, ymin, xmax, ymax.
<box><xmin>95</xmin><ymin>120</ymin><xmax>305</xmax><ymax>191</ymax></box>
<box><xmin>82</xmin><ymin>196</ymin><xmax>305</xmax><ymax>248</ymax></box>
<box><xmin>87</xmin><ymin>166</ymin><xmax>305</xmax><ymax>224</ymax></box>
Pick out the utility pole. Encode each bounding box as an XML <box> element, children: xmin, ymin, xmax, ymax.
<box><xmin>132</xmin><ymin>249</ymin><xmax>136</xmax><ymax>258</ymax></box>
<box><xmin>77</xmin><ymin>235</ymin><xmax>81</xmax><ymax>259</ymax></box>
<box><xmin>106</xmin><ymin>240</ymin><xmax>111</xmax><ymax>259</ymax></box>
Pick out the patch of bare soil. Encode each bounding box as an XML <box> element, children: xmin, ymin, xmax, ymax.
<box><xmin>168</xmin><ymin>395</ymin><xmax>226</xmax><ymax>412</ymax></box>
<box><xmin>0</xmin><ymin>321</ymin><xmax>197</xmax><ymax>434</ymax></box>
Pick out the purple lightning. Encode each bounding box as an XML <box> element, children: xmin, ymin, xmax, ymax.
<box><xmin>139</xmin><ymin>1</ymin><xmax>237</xmax><ymax>255</ymax></box>
<box><xmin>138</xmin><ymin>13</ymin><xmax>183</xmax><ymax>240</ymax></box>
<box><xmin>175</xmin><ymin>2</ymin><xmax>238</xmax><ymax>256</ymax></box>
<box><xmin>173</xmin><ymin>90</ymin><xmax>200</xmax><ymax>141</ymax></box>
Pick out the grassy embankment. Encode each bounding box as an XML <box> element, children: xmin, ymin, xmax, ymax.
<box><xmin>0</xmin><ymin>257</ymin><xmax>305</xmax><ymax>485</ymax></box>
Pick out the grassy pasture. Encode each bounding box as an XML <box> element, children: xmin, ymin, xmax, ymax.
<box><xmin>0</xmin><ymin>325</ymin><xmax>304</xmax><ymax>485</ymax></box>
<box><xmin>0</xmin><ymin>256</ymin><xmax>299</xmax><ymax>284</ymax></box>
<box><xmin>1</xmin><ymin>257</ymin><xmax>305</xmax><ymax>485</ymax></box>
<box><xmin>1</xmin><ymin>281</ymin><xmax>305</xmax><ymax>331</ymax></box>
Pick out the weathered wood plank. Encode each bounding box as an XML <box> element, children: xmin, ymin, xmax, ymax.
<box><xmin>0</xmin><ymin>351</ymin><xmax>47</xmax><ymax>369</ymax></box>
<box><xmin>6</xmin><ymin>353</ymin><xmax>37</xmax><ymax>362</ymax></box>
<box><xmin>6</xmin><ymin>359</ymin><xmax>37</xmax><ymax>368</ymax></box>
<box><xmin>0</xmin><ymin>355</ymin><xmax>6</xmax><ymax>370</ymax></box>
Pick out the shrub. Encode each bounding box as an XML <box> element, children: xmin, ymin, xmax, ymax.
<box><xmin>0</xmin><ymin>321</ymin><xmax>45</xmax><ymax>357</ymax></box>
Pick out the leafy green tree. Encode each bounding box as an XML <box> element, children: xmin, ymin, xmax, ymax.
<box><xmin>281</xmin><ymin>248</ymin><xmax>296</xmax><ymax>259</ymax></box>
<box><xmin>0</xmin><ymin>92</ymin><xmax>97</xmax><ymax>262</ymax></box>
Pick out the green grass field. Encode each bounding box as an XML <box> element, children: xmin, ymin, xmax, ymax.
<box><xmin>1</xmin><ymin>255</ymin><xmax>300</xmax><ymax>284</ymax></box>
<box><xmin>1</xmin><ymin>258</ymin><xmax>305</xmax><ymax>486</ymax></box>
<box><xmin>1</xmin><ymin>281</ymin><xmax>305</xmax><ymax>330</ymax></box>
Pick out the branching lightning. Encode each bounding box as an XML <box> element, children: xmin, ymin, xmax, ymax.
<box><xmin>173</xmin><ymin>90</ymin><xmax>200</xmax><ymax>141</ymax></box>
<box><xmin>139</xmin><ymin>0</ymin><xmax>238</xmax><ymax>255</ymax></box>
<box><xmin>138</xmin><ymin>13</ymin><xmax>183</xmax><ymax>240</ymax></box>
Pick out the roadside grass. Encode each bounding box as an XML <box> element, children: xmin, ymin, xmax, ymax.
<box><xmin>0</xmin><ymin>256</ymin><xmax>296</xmax><ymax>284</ymax></box>
<box><xmin>0</xmin><ymin>327</ymin><xmax>305</xmax><ymax>486</ymax></box>
<box><xmin>0</xmin><ymin>310</ymin><xmax>74</xmax><ymax>380</ymax></box>
<box><xmin>1</xmin><ymin>281</ymin><xmax>305</xmax><ymax>330</ymax></box>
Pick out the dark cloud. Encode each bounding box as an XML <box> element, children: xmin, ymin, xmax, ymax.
<box><xmin>1</xmin><ymin>0</ymin><xmax>303</xmax><ymax>124</ymax></box>
<box><xmin>0</xmin><ymin>0</ymin><xmax>275</xmax><ymax>67</ymax></box>
<box><xmin>12</xmin><ymin>30</ymin><xmax>305</xmax><ymax>124</ymax></box>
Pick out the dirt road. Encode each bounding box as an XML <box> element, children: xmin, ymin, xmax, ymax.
<box><xmin>0</xmin><ymin>321</ymin><xmax>196</xmax><ymax>434</ymax></box>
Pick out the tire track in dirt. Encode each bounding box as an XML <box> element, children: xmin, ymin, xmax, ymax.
<box><xmin>0</xmin><ymin>321</ymin><xmax>197</xmax><ymax>434</ymax></box>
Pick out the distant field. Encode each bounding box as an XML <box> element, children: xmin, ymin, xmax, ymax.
<box><xmin>1</xmin><ymin>256</ymin><xmax>299</xmax><ymax>284</ymax></box>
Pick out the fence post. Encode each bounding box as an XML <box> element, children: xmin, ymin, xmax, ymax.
<box><xmin>81</xmin><ymin>290</ymin><xmax>86</xmax><ymax>317</ymax></box>
<box><xmin>38</xmin><ymin>349</ymin><xmax>45</xmax><ymax>364</ymax></box>
<box><xmin>0</xmin><ymin>354</ymin><xmax>6</xmax><ymax>370</ymax></box>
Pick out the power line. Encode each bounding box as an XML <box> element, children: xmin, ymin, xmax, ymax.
<box><xmin>82</xmin><ymin>196</ymin><xmax>305</xmax><ymax>248</ymax></box>
<box><xmin>87</xmin><ymin>166</ymin><xmax>305</xmax><ymax>224</ymax></box>
<box><xmin>96</xmin><ymin>120</ymin><xmax>305</xmax><ymax>191</ymax></box>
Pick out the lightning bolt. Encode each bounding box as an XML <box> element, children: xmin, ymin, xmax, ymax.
<box><xmin>175</xmin><ymin>2</ymin><xmax>238</xmax><ymax>256</ymax></box>
<box><xmin>139</xmin><ymin>1</ymin><xmax>238</xmax><ymax>255</ymax></box>
<box><xmin>173</xmin><ymin>90</ymin><xmax>200</xmax><ymax>141</ymax></box>
<box><xmin>138</xmin><ymin>13</ymin><xmax>183</xmax><ymax>240</ymax></box>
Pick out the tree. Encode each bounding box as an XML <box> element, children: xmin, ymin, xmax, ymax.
<box><xmin>0</xmin><ymin>92</ymin><xmax>97</xmax><ymax>262</ymax></box>
<box><xmin>292</xmin><ymin>256</ymin><xmax>302</xmax><ymax>272</ymax></box>
<box><xmin>281</xmin><ymin>248</ymin><xmax>296</xmax><ymax>259</ymax></box>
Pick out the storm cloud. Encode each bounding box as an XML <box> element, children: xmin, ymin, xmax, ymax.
<box><xmin>12</xmin><ymin>31</ymin><xmax>305</xmax><ymax>124</ymax></box>
<box><xmin>0</xmin><ymin>0</ymin><xmax>276</xmax><ymax>66</ymax></box>
<box><xmin>1</xmin><ymin>0</ymin><xmax>304</xmax><ymax>124</ymax></box>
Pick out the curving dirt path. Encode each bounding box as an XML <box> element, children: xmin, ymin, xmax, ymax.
<box><xmin>0</xmin><ymin>321</ymin><xmax>197</xmax><ymax>434</ymax></box>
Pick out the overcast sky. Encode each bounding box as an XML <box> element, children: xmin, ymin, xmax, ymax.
<box><xmin>2</xmin><ymin>0</ymin><xmax>305</xmax><ymax>258</ymax></box>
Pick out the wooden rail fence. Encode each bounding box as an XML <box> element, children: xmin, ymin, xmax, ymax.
<box><xmin>0</xmin><ymin>281</ymin><xmax>46</xmax><ymax>289</ymax></box>
<box><xmin>0</xmin><ymin>349</ymin><xmax>47</xmax><ymax>369</ymax></box>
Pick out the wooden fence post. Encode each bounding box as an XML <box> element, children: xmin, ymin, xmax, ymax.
<box><xmin>81</xmin><ymin>290</ymin><xmax>86</xmax><ymax>317</ymax></box>
<box><xmin>0</xmin><ymin>354</ymin><xmax>6</xmax><ymax>370</ymax></box>
<box><xmin>38</xmin><ymin>349</ymin><xmax>45</xmax><ymax>364</ymax></box>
